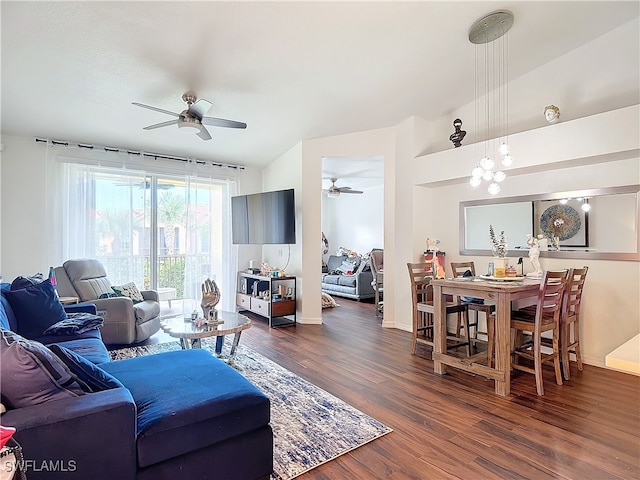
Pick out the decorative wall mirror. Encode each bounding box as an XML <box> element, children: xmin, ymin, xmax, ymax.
<box><xmin>460</xmin><ymin>185</ymin><xmax>640</xmax><ymax>261</ymax></box>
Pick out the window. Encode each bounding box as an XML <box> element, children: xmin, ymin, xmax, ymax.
<box><xmin>59</xmin><ymin>161</ymin><xmax>237</xmax><ymax>311</ymax></box>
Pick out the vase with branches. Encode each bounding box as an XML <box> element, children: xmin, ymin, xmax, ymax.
<box><xmin>489</xmin><ymin>225</ymin><xmax>508</xmax><ymax>258</ymax></box>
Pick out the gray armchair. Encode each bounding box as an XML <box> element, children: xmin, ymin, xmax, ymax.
<box><xmin>55</xmin><ymin>259</ymin><xmax>161</xmax><ymax>345</ymax></box>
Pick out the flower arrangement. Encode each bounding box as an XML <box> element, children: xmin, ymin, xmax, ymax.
<box><xmin>489</xmin><ymin>225</ymin><xmax>508</xmax><ymax>258</ymax></box>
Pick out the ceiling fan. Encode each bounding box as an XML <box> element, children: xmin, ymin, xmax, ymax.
<box><xmin>132</xmin><ymin>91</ymin><xmax>247</xmax><ymax>141</ymax></box>
<box><xmin>322</xmin><ymin>178</ymin><xmax>363</xmax><ymax>198</ymax></box>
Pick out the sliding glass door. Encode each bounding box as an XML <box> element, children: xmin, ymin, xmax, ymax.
<box><xmin>61</xmin><ymin>163</ymin><xmax>234</xmax><ymax>311</ymax></box>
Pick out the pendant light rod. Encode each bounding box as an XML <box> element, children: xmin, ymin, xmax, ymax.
<box><xmin>468</xmin><ymin>10</ymin><xmax>514</xmax><ymax>195</ymax></box>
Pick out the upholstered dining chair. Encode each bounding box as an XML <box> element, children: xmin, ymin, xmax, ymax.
<box><xmin>407</xmin><ymin>262</ymin><xmax>469</xmax><ymax>355</ymax></box>
<box><xmin>510</xmin><ymin>270</ymin><xmax>569</xmax><ymax>396</ymax></box>
<box><xmin>450</xmin><ymin>261</ymin><xmax>496</xmax><ymax>359</ymax></box>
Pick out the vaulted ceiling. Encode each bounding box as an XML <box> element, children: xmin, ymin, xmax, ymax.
<box><xmin>2</xmin><ymin>1</ymin><xmax>638</xmax><ymax>180</ymax></box>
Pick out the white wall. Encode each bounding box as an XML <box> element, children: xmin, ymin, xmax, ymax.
<box><xmin>301</xmin><ymin>106</ymin><xmax>638</xmax><ymax>370</ymax></box>
<box><xmin>0</xmin><ymin>136</ymin><xmax>56</xmax><ymax>279</ymax></box>
<box><xmin>417</xmin><ymin>18</ymin><xmax>640</xmax><ymax>156</ymax></box>
<box><xmin>406</xmin><ymin>110</ymin><xmax>640</xmax><ymax>368</ymax></box>
<box><xmin>0</xmin><ymin>134</ymin><xmax>258</xmax><ymax>283</ymax></box>
<box><xmin>301</xmin><ymin>127</ymin><xmax>396</xmax><ymax>326</ymax></box>
<box><xmin>261</xmin><ymin>142</ymin><xmax>303</xmax><ymax>274</ymax></box>
<box><xmin>321</xmin><ymin>184</ymin><xmax>383</xmax><ymax>258</ymax></box>
<box><xmin>0</xmin><ymin>141</ymin><xmax>3</xmax><ymax>281</ymax></box>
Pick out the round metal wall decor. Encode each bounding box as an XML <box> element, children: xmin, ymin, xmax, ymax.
<box><xmin>539</xmin><ymin>204</ymin><xmax>582</xmax><ymax>240</ymax></box>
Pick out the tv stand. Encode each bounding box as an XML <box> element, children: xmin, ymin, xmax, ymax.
<box><xmin>236</xmin><ymin>271</ymin><xmax>296</xmax><ymax>327</ymax></box>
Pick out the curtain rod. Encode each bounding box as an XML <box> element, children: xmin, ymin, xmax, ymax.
<box><xmin>34</xmin><ymin>137</ymin><xmax>245</xmax><ymax>170</ymax></box>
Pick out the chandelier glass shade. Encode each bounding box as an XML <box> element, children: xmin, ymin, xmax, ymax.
<box><xmin>468</xmin><ymin>10</ymin><xmax>514</xmax><ymax>195</ymax></box>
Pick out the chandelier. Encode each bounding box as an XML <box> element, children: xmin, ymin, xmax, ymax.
<box><xmin>468</xmin><ymin>11</ymin><xmax>514</xmax><ymax>195</ymax></box>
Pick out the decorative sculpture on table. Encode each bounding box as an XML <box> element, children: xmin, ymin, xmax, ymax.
<box><xmin>201</xmin><ymin>278</ymin><xmax>221</xmax><ymax>320</ymax></box>
<box><xmin>425</xmin><ymin>238</ymin><xmax>446</xmax><ymax>279</ymax></box>
<box><xmin>526</xmin><ymin>234</ymin><xmax>543</xmax><ymax>278</ymax></box>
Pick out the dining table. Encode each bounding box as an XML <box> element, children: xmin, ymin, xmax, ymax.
<box><xmin>431</xmin><ymin>275</ymin><xmax>541</xmax><ymax>396</ymax></box>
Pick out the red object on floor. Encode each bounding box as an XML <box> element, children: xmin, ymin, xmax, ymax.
<box><xmin>0</xmin><ymin>425</ymin><xmax>16</xmax><ymax>448</ymax></box>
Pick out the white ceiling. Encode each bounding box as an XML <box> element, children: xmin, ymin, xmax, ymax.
<box><xmin>322</xmin><ymin>155</ymin><xmax>384</xmax><ymax>190</ymax></box>
<box><xmin>2</xmin><ymin>1</ymin><xmax>638</xmax><ymax>188</ymax></box>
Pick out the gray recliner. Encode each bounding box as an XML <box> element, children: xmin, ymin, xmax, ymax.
<box><xmin>55</xmin><ymin>259</ymin><xmax>161</xmax><ymax>345</ymax></box>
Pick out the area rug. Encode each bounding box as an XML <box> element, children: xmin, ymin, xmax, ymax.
<box><xmin>110</xmin><ymin>339</ymin><xmax>392</xmax><ymax>480</ymax></box>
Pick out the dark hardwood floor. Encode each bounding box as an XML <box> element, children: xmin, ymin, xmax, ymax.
<box><xmin>237</xmin><ymin>297</ymin><xmax>639</xmax><ymax>480</ymax></box>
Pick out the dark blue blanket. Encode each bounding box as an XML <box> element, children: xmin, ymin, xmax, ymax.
<box><xmin>43</xmin><ymin>312</ymin><xmax>104</xmax><ymax>335</ymax></box>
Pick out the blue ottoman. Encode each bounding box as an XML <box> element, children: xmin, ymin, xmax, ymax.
<box><xmin>102</xmin><ymin>349</ymin><xmax>272</xmax><ymax>478</ymax></box>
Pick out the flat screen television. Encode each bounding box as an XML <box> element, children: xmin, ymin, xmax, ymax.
<box><xmin>231</xmin><ymin>188</ymin><xmax>296</xmax><ymax>244</ymax></box>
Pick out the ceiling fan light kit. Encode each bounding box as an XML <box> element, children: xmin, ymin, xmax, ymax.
<box><xmin>132</xmin><ymin>91</ymin><xmax>247</xmax><ymax>141</ymax></box>
<box><xmin>177</xmin><ymin>120</ymin><xmax>201</xmax><ymax>134</ymax></box>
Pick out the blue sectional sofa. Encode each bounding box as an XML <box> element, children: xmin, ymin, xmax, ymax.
<box><xmin>0</xmin><ymin>280</ymin><xmax>273</xmax><ymax>479</ymax></box>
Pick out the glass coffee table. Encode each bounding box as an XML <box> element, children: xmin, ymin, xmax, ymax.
<box><xmin>160</xmin><ymin>311</ymin><xmax>251</xmax><ymax>359</ymax></box>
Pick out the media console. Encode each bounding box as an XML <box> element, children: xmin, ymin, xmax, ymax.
<box><xmin>236</xmin><ymin>271</ymin><xmax>296</xmax><ymax>327</ymax></box>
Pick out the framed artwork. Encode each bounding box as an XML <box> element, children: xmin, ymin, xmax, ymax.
<box><xmin>534</xmin><ymin>200</ymin><xmax>589</xmax><ymax>247</ymax></box>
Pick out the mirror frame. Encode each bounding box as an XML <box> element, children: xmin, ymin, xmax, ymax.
<box><xmin>459</xmin><ymin>185</ymin><xmax>640</xmax><ymax>261</ymax></box>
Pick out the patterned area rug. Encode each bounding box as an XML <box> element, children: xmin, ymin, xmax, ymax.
<box><xmin>110</xmin><ymin>339</ymin><xmax>392</xmax><ymax>480</ymax></box>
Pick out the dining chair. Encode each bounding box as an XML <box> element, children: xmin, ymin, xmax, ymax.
<box><xmin>510</xmin><ymin>270</ymin><xmax>568</xmax><ymax>396</ymax></box>
<box><xmin>407</xmin><ymin>262</ymin><xmax>469</xmax><ymax>355</ymax></box>
<box><xmin>543</xmin><ymin>266</ymin><xmax>589</xmax><ymax>381</ymax></box>
<box><xmin>450</xmin><ymin>261</ymin><xmax>496</xmax><ymax>357</ymax></box>
<box><xmin>370</xmin><ymin>249</ymin><xmax>384</xmax><ymax>319</ymax></box>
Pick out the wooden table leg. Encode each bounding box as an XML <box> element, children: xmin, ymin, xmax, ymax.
<box><xmin>433</xmin><ymin>284</ymin><xmax>447</xmax><ymax>375</ymax></box>
<box><xmin>494</xmin><ymin>292</ymin><xmax>511</xmax><ymax>396</ymax></box>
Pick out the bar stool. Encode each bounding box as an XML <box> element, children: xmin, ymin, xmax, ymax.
<box><xmin>450</xmin><ymin>262</ymin><xmax>496</xmax><ymax>359</ymax></box>
<box><xmin>545</xmin><ymin>266</ymin><xmax>589</xmax><ymax>380</ymax></box>
<box><xmin>407</xmin><ymin>262</ymin><xmax>470</xmax><ymax>355</ymax></box>
<box><xmin>510</xmin><ymin>270</ymin><xmax>568</xmax><ymax>396</ymax></box>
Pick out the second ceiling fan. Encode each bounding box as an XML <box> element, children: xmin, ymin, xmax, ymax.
<box><xmin>323</xmin><ymin>178</ymin><xmax>363</xmax><ymax>198</ymax></box>
<box><xmin>132</xmin><ymin>91</ymin><xmax>246</xmax><ymax>141</ymax></box>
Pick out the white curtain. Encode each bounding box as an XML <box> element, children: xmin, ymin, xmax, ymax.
<box><xmin>59</xmin><ymin>161</ymin><xmax>150</xmax><ymax>287</ymax></box>
<box><xmin>58</xmin><ymin>155</ymin><xmax>238</xmax><ymax>311</ymax></box>
<box><xmin>181</xmin><ymin>161</ymin><xmax>238</xmax><ymax>313</ymax></box>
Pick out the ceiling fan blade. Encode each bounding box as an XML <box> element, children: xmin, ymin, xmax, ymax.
<box><xmin>338</xmin><ymin>186</ymin><xmax>353</xmax><ymax>190</ymax></box>
<box><xmin>197</xmin><ymin>126</ymin><xmax>212</xmax><ymax>141</ymax></box>
<box><xmin>143</xmin><ymin>119</ymin><xmax>179</xmax><ymax>130</ymax></box>
<box><xmin>201</xmin><ymin>116</ymin><xmax>247</xmax><ymax>129</ymax></box>
<box><xmin>189</xmin><ymin>99</ymin><xmax>213</xmax><ymax>119</ymax></box>
<box><xmin>340</xmin><ymin>189</ymin><xmax>364</xmax><ymax>194</ymax></box>
<box><xmin>132</xmin><ymin>102</ymin><xmax>180</xmax><ymax>118</ymax></box>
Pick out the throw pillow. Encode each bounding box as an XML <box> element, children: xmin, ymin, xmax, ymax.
<box><xmin>0</xmin><ymin>329</ymin><xmax>86</xmax><ymax>409</ymax></box>
<box><xmin>10</xmin><ymin>273</ymin><xmax>45</xmax><ymax>291</ymax></box>
<box><xmin>48</xmin><ymin>344</ymin><xmax>124</xmax><ymax>392</ymax></box>
<box><xmin>4</xmin><ymin>279</ymin><xmax>67</xmax><ymax>339</ymax></box>
<box><xmin>111</xmin><ymin>282</ymin><xmax>144</xmax><ymax>303</ymax></box>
